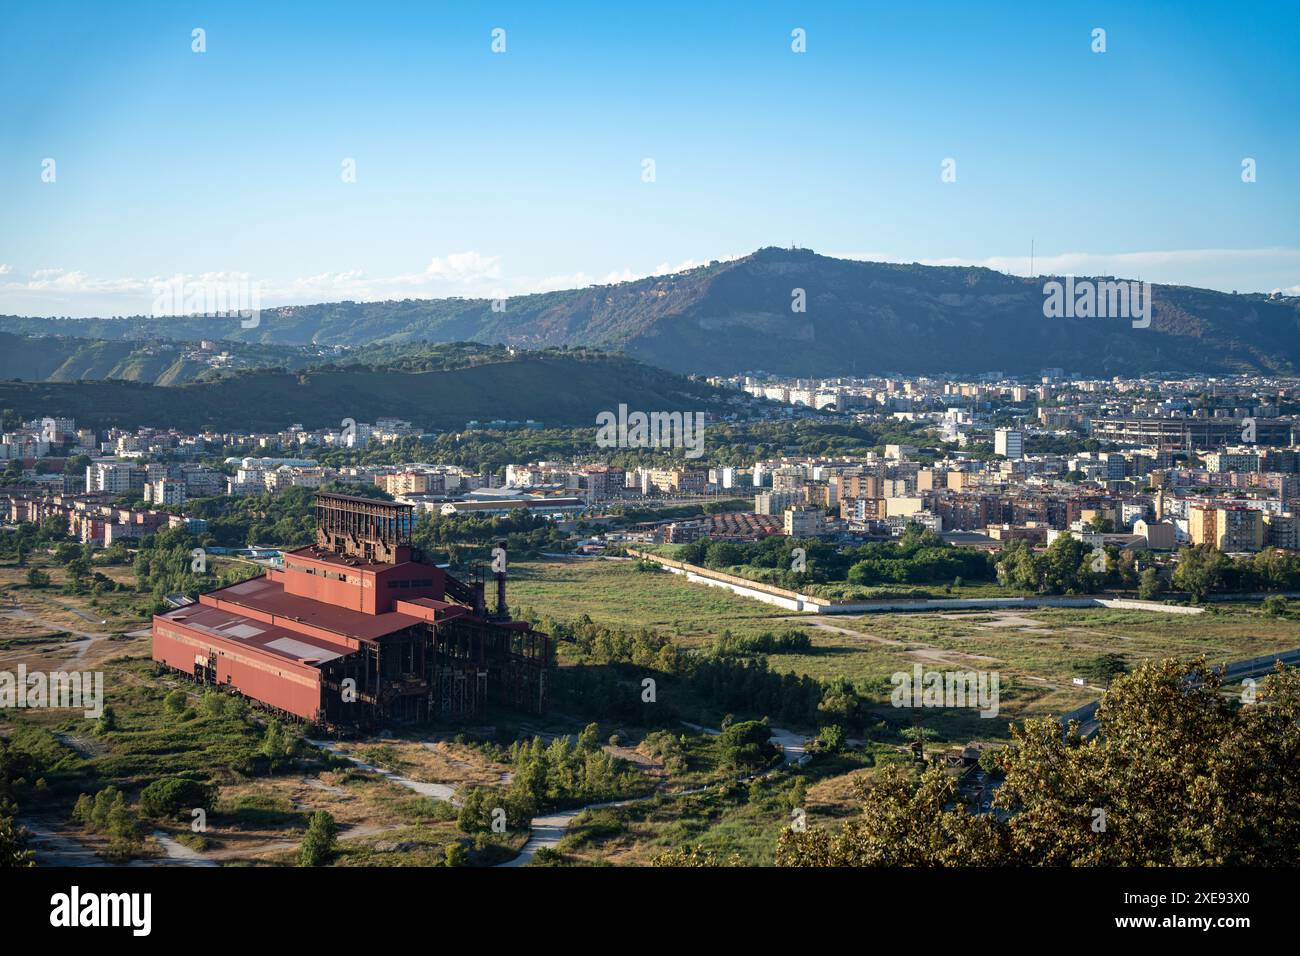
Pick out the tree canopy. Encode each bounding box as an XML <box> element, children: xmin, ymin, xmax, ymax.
<box><xmin>777</xmin><ymin>658</ymin><xmax>1300</xmax><ymax>866</ymax></box>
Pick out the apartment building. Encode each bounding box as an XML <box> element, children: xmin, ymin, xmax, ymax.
<box><xmin>784</xmin><ymin>505</ymin><xmax>825</xmax><ymax>538</ymax></box>
<box><xmin>994</xmin><ymin>428</ymin><xmax>1024</xmax><ymax>460</ymax></box>
<box><xmin>755</xmin><ymin>490</ymin><xmax>803</xmax><ymax>516</ymax></box>
<box><xmin>1264</xmin><ymin>512</ymin><xmax>1300</xmax><ymax>550</ymax></box>
<box><xmin>1190</xmin><ymin>505</ymin><xmax>1264</xmax><ymax>551</ymax></box>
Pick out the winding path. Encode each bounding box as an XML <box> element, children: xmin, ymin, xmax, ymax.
<box><xmin>305</xmin><ymin>737</ymin><xmax>457</xmax><ymax>802</ymax></box>
<box><xmin>497</xmin><ymin>722</ymin><xmax>810</xmax><ymax>867</ymax></box>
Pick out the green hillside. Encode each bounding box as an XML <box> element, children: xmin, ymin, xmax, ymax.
<box><xmin>0</xmin><ymin>351</ymin><xmax>737</xmax><ymax>432</ymax></box>
<box><xmin>4</xmin><ymin>248</ymin><xmax>1300</xmax><ymax>376</ymax></box>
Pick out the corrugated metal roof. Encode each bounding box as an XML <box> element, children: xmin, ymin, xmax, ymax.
<box><xmin>160</xmin><ymin>604</ymin><xmax>351</xmax><ymax>665</ymax></box>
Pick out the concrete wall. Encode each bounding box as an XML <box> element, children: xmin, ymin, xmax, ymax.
<box><xmin>630</xmin><ymin>549</ymin><xmax>1205</xmax><ymax>616</ymax></box>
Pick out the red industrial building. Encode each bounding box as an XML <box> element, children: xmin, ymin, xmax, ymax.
<box><xmin>152</xmin><ymin>492</ymin><xmax>549</xmax><ymax>726</ymax></box>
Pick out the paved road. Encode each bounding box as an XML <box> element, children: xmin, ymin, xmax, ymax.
<box><xmin>1063</xmin><ymin>646</ymin><xmax>1300</xmax><ymax>738</ymax></box>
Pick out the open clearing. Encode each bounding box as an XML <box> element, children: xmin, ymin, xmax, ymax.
<box><xmin>510</xmin><ymin>558</ymin><xmax>1300</xmax><ymax>735</ymax></box>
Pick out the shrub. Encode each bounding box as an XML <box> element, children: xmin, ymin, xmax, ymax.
<box><xmin>298</xmin><ymin>811</ymin><xmax>337</xmax><ymax>867</ymax></box>
<box><xmin>139</xmin><ymin>777</ymin><xmax>217</xmax><ymax>820</ymax></box>
<box><xmin>717</xmin><ymin>720</ymin><xmax>779</xmax><ymax>772</ymax></box>
<box><xmin>818</xmin><ymin>724</ymin><xmax>846</xmax><ymax>753</ymax></box>
<box><xmin>444</xmin><ymin>842</ymin><xmax>470</xmax><ymax>867</ymax></box>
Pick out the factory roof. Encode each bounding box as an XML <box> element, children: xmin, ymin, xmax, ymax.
<box><xmin>204</xmin><ymin>574</ymin><xmax>426</xmax><ymax>642</ymax></box>
<box><xmin>157</xmin><ymin>602</ymin><xmax>353</xmax><ymax>666</ymax></box>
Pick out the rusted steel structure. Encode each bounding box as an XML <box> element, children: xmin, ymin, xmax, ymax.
<box><xmin>152</xmin><ymin>492</ymin><xmax>548</xmax><ymax>726</ymax></box>
<box><xmin>314</xmin><ymin>492</ymin><xmax>415</xmax><ymax>564</ymax></box>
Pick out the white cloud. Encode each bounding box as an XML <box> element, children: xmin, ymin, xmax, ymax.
<box><xmin>0</xmin><ymin>251</ymin><xmax>742</xmax><ymax>317</ymax></box>
<box><xmin>5</xmin><ymin>247</ymin><xmax>1292</xmax><ymax>318</ymax></box>
<box><xmin>421</xmin><ymin>251</ymin><xmax>501</xmax><ymax>283</ymax></box>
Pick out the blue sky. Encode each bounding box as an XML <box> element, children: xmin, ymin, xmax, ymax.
<box><xmin>2</xmin><ymin>0</ymin><xmax>1298</xmax><ymax>316</ymax></box>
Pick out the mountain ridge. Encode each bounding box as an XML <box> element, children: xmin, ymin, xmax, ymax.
<box><xmin>4</xmin><ymin>248</ymin><xmax>1298</xmax><ymax>376</ymax></box>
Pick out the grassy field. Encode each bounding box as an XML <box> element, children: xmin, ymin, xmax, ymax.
<box><xmin>8</xmin><ymin>551</ymin><xmax>1300</xmax><ymax>867</ymax></box>
<box><xmin>508</xmin><ymin>557</ymin><xmax>1300</xmax><ymax>740</ymax></box>
<box><xmin>509</xmin><ymin>558</ymin><xmax>795</xmax><ymax>647</ymax></box>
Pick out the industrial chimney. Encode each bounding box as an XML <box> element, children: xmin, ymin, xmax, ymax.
<box><xmin>494</xmin><ymin>540</ymin><xmax>509</xmax><ymax>619</ymax></box>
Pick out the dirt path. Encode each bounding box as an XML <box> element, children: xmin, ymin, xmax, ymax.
<box><xmin>184</xmin><ymin>819</ymin><xmax>407</xmax><ymax>862</ymax></box>
<box><xmin>151</xmin><ymin>830</ymin><xmax>219</xmax><ymax>867</ymax></box>
<box><xmin>22</xmin><ymin>817</ymin><xmax>219</xmax><ymax>868</ymax></box>
<box><xmin>21</xmin><ymin>817</ymin><xmax>110</xmax><ymax>867</ymax></box>
<box><xmin>60</xmin><ymin>603</ymin><xmax>108</xmax><ymax>626</ymax></box>
<box><xmin>1</xmin><ymin>607</ymin><xmax>111</xmax><ymax>665</ymax></box>
<box><xmin>306</xmin><ymin>738</ymin><xmax>457</xmax><ymax>802</ymax></box>
<box><xmin>1</xmin><ymin>608</ymin><xmax>106</xmax><ymax>641</ymax></box>
<box><xmin>775</xmin><ymin>616</ymin><xmax>908</xmax><ymax>647</ymax></box>
<box><xmin>498</xmin><ymin>723</ymin><xmax>810</xmax><ymax>868</ymax></box>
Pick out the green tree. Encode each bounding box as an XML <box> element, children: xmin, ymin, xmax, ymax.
<box><xmin>299</xmin><ymin>810</ymin><xmax>337</xmax><ymax>866</ymax></box>
<box><xmin>717</xmin><ymin>720</ymin><xmax>778</xmax><ymax>772</ymax></box>
<box><xmin>1073</xmin><ymin>653</ymin><xmax>1129</xmax><ymax>687</ymax></box>
<box><xmin>1263</xmin><ymin>595</ymin><xmax>1289</xmax><ymax>618</ymax></box>
<box><xmin>0</xmin><ymin>816</ymin><xmax>34</xmax><ymax>867</ymax></box>
<box><xmin>443</xmin><ymin>842</ymin><xmax>470</xmax><ymax>867</ymax></box>
<box><xmin>39</xmin><ymin>514</ymin><xmax>69</xmax><ymax>540</ymax></box>
<box><xmin>1172</xmin><ymin>545</ymin><xmax>1230</xmax><ymax>602</ymax></box>
<box><xmin>778</xmin><ymin>659</ymin><xmax>1300</xmax><ymax>866</ymax></box>
<box><xmin>96</xmin><ymin>705</ymin><xmax>117</xmax><ymax>735</ymax></box>
<box><xmin>260</xmin><ymin>718</ymin><xmax>298</xmax><ymax>766</ymax></box>
<box><xmin>818</xmin><ymin>724</ymin><xmax>847</xmax><ymax>753</ymax></box>
<box><xmin>1137</xmin><ymin>567</ymin><xmax>1164</xmax><ymax>600</ymax></box>
<box><xmin>576</xmin><ymin>722</ymin><xmax>601</xmax><ymax>752</ymax></box>
<box><xmin>139</xmin><ymin>777</ymin><xmax>217</xmax><ymax>819</ymax></box>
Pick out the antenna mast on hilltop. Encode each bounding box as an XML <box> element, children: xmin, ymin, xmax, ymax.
<box><xmin>1030</xmin><ymin>239</ymin><xmax>1034</xmax><ymax>278</ymax></box>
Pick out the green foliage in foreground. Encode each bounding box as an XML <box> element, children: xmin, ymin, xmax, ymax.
<box><xmin>299</xmin><ymin>810</ymin><xmax>338</xmax><ymax>867</ymax></box>
<box><xmin>777</xmin><ymin>659</ymin><xmax>1300</xmax><ymax>866</ymax></box>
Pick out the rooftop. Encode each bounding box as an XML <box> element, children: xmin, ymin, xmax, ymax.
<box><xmin>205</xmin><ymin>574</ymin><xmax>426</xmax><ymax>642</ymax></box>
<box><xmin>159</xmin><ymin>602</ymin><xmax>353</xmax><ymax>666</ymax></box>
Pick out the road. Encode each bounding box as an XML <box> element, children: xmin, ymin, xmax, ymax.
<box><xmin>1063</xmin><ymin>646</ymin><xmax>1300</xmax><ymax>738</ymax></box>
